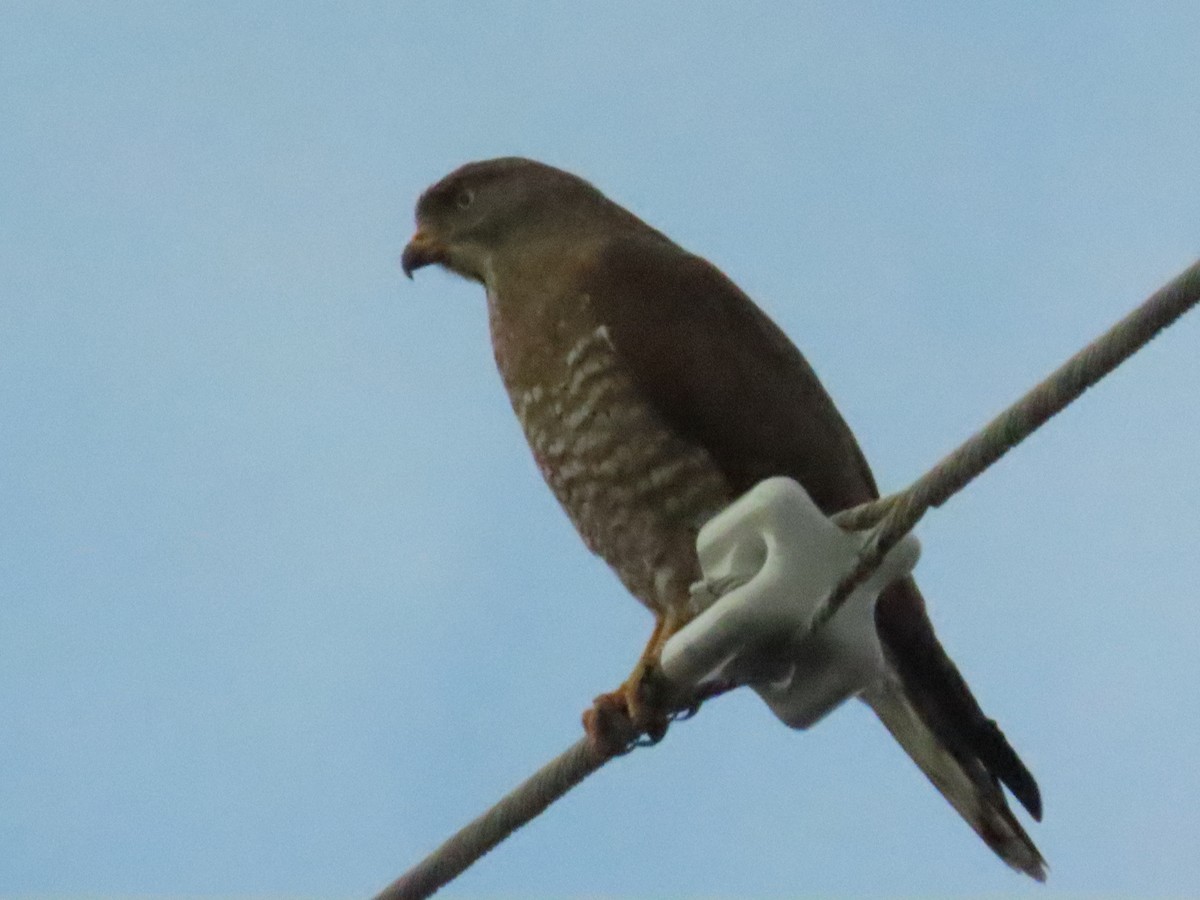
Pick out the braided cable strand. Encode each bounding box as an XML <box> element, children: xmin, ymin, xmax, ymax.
<box><xmin>374</xmin><ymin>259</ymin><xmax>1200</xmax><ymax>900</ymax></box>
<box><xmin>815</xmin><ymin>258</ymin><xmax>1200</xmax><ymax>631</ymax></box>
<box><xmin>374</xmin><ymin>738</ymin><xmax>610</xmax><ymax>900</ymax></box>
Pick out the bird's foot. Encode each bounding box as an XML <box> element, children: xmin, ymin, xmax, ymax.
<box><xmin>582</xmin><ymin>662</ymin><xmax>673</xmax><ymax>756</ymax></box>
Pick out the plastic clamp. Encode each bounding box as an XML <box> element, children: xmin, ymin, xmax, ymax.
<box><xmin>659</xmin><ymin>477</ymin><xmax>920</xmax><ymax>728</ymax></box>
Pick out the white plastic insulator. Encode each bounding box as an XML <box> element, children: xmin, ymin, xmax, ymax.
<box><xmin>659</xmin><ymin>477</ymin><xmax>920</xmax><ymax>729</ymax></box>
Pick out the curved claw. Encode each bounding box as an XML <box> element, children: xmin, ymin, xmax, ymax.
<box><xmin>633</xmin><ymin>730</ymin><xmax>666</xmax><ymax>748</ymax></box>
<box><xmin>670</xmin><ymin>703</ymin><xmax>701</xmax><ymax>722</ymax></box>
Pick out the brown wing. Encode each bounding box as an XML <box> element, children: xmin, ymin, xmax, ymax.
<box><xmin>582</xmin><ymin>234</ymin><xmax>1042</xmax><ymax>824</ymax></box>
<box><xmin>584</xmin><ymin>234</ymin><xmax>880</xmax><ymax>512</ymax></box>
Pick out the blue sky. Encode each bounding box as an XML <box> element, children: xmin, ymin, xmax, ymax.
<box><xmin>3</xmin><ymin>3</ymin><xmax>1199</xmax><ymax>896</ymax></box>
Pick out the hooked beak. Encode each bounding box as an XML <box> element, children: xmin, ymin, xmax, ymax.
<box><xmin>401</xmin><ymin>227</ymin><xmax>446</xmax><ymax>279</ymax></box>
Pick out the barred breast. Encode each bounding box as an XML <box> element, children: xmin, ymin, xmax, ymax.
<box><xmin>489</xmin><ymin>290</ymin><xmax>731</xmax><ymax>616</ymax></box>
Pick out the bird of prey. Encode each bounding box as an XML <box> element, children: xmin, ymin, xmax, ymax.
<box><xmin>402</xmin><ymin>157</ymin><xmax>1045</xmax><ymax>879</ymax></box>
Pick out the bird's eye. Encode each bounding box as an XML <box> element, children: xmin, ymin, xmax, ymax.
<box><xmin>456</xmin><ymin>189</ymin><xmax>475</xmax><ymax>210</ymax></box>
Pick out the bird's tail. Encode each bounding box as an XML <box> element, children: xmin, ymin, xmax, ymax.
<box><xmin>859</xmin><ymin>600</ymin><xmax>1046</xmax><ymax>883</ymax></box>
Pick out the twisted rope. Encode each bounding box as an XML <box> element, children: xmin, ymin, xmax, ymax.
<box><xmin>815</xmin><ymin>258</ymin><xmax>1200</xmax><ymax>629</ymax></box>
<box><xmin>374</xmin><ymin>259</ymin><xmax>1200</xmax><ymax>900</ymax></box>
<box><xmin>376</xmin><ymin>737</ymin><xmax>607</xmax><ymax>900</ymax></box>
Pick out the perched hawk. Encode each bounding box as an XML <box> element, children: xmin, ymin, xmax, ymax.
<box><xmin>403</xmin><ymin>158</ymin><xmax>1045</xmax><ymax>879</ymax></box>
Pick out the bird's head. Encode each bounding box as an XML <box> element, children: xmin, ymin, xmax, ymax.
<box><xmin>402</xmin><ymin>157</ymin><xmax>630</xmax><ymax>284</ymax></box>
